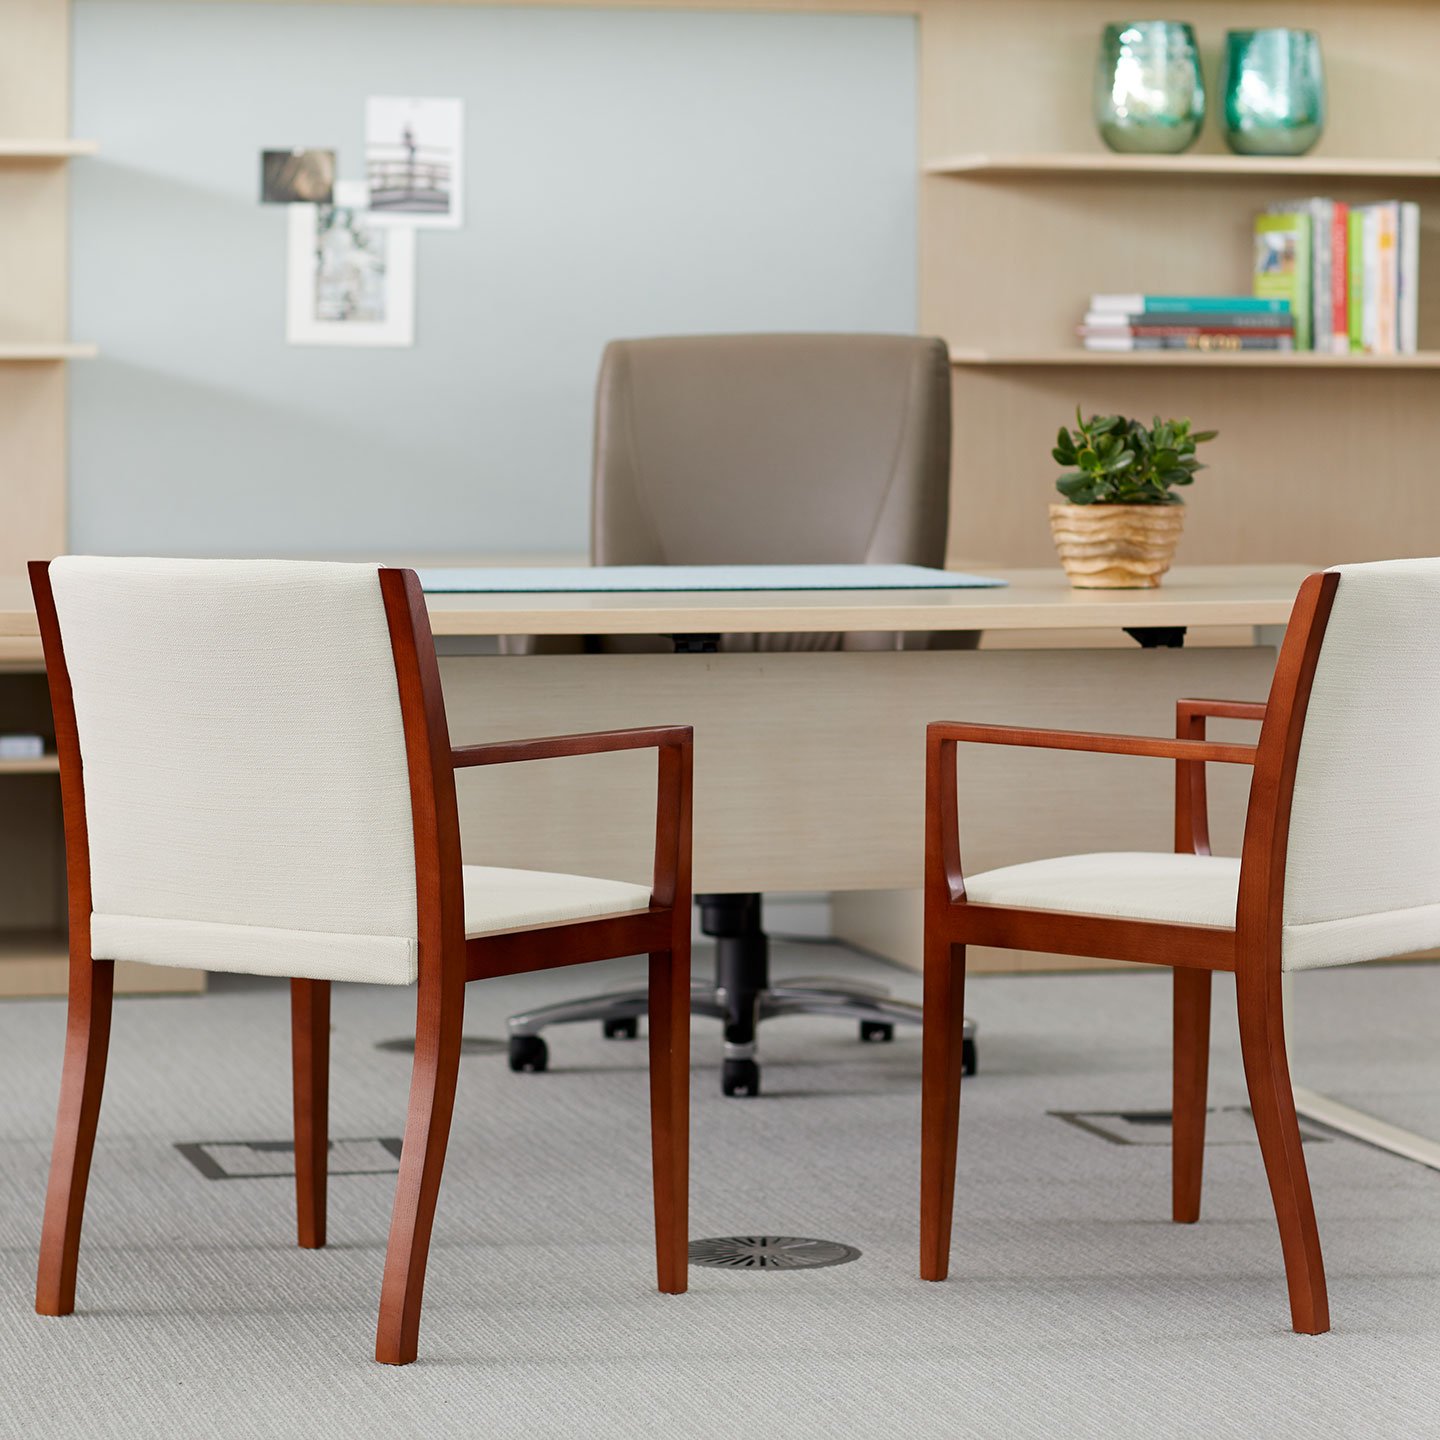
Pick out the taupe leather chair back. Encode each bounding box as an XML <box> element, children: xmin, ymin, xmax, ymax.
<box><xmin>592</xmin><ymin>334</ymin><xmax>951</xmax><ymax>567</ymax></box>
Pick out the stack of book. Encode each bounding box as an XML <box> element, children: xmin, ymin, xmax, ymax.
<box><xmin>1255</xmin><ymin>200</ymin><xmax>1420</xmax><ymax>355</ymax></box>
<box><xmin>1080</xmin><ymin>295</ymin><xmax>1294</xmax><ymax>352</ymax></box>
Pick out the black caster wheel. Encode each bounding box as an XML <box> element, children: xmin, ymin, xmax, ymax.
<box><xmin>603</xmin><ymin>1017</ymin><xmax>640</xmax><ymax>1040</ymax></box>
<box><xmin>962</xmin><ymin>1037</ymin><xmax>977</xmax><ymax>1077</ymax></box>
<box><xmin>722</xmin><ymin>1058</ymin><xmax>761</xmax><ymax>1097</ymax></box>
<box><xmin>859</xmin><ymin>1020</ymin><xmax>895</xmax><ymax>1043</ymax></box>
<box><xmin>508</xmin><ymin>1035</ymin><xmax>549</xmax><ymax>1073</ymax></box>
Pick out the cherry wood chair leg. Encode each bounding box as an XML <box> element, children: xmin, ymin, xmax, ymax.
<box><xmin>920</xmin><ymin>939</ymin><xmax>966</xmax><ymax>1282</ymax></box>
<box><xmin>648</xmin><ymin>947</ymin><xmax>690</xmax><ymax>1294</ymax></box>
<box><xmin>1236</xmin><ymin>967</ymin><xmax>1330</xmax><ymax>1334</ymax></box>
<box><xmin>291</xmin><ymin>978</ymin><xmax>331</xmax><ymax>1250</ymax></box>
<box><xmin>375</xmin><ymin>972</ymin><xmax>465</xmax><ymax>1366</ymax></box>
<box><xmin>1172</xmin><ymin>967</ymin><xmax>1212</xmax><ymax>1224</ymax></box>
<box><xmin>36</xmin><ymin>958</ymin><xmax>115</xmax><ymax>1317</ymax></box>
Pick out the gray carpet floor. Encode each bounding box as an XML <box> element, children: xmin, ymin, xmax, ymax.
<box><xmin>0</xmin><ymin>943</ymin><xmax>1435</xmax><ymax>1440</ymax></box>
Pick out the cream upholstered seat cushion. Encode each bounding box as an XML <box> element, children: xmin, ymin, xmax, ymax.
<box><xmin>94</xmin><ymin>866</ymin><xmax>653</xmax><ymax>977</ymax></box>
<box><xmin>462</xmin><ymin>866</ymin><xmax>651</xmax><ymax>937</ymax></box>
<box><xmin>962</xmin><ymin>852</ymin><xmax>1241</xmax><ymax>929</ymax></box>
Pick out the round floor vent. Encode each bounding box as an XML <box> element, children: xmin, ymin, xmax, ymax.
<box><xmin>688</xmin><ymin>1235</ymin><xmax>861</xmax><ymax>1271</ymax></box>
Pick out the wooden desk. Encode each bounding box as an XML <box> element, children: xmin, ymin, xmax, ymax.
<box><xmin>413</xmin><ymin>563</ymin><xmax>1301</xmax><ymax>638</ymax></box>
<box><xmin>0</xmin><ymin>564</ymin><xmax>1301</xmax><ymax>993</ymax></box>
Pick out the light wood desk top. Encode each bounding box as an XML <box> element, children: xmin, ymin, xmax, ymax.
<box><xmin>0</xmin><ymin>565</ymin><xmax>1309</xmax><ymax>655</ymax></box>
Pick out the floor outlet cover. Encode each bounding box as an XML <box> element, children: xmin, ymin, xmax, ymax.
<box><xmin>688</xmin><ymin>1236</ymin><xmax>861</xmax><ymax>1270</ymax></box>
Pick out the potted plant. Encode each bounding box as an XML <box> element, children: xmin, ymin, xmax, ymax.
<box><xmin>1049</xmin><ymin>409</ymin><xmax>1217</xmax><ymax>588</ymax></box>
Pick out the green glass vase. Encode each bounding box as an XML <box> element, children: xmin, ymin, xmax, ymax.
<box><xmin>1222</xmin><ymin>29</ymin><xmax>1326</xmax><ymax>156</ymax></box>
<box><xmin>1094</xmin><ymin>21</ymin><xmax>1205</xmax><ymax>154</ymax></box>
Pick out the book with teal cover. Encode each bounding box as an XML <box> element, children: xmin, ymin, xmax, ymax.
<box><xmin>1091</xmin><ymin>294</ymin><xmax>1291</xmax><ymax>315</ymax></box>
<box><xmin>1254</xmin><ymin>213</ymin><xmax>1312</xmax><ymax>350</ymax></box>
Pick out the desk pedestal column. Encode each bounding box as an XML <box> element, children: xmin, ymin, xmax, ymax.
<box><xmin>698</xmin><ymin>893</ymin><xmax>767</xmax><ymax>1097</ymax></box>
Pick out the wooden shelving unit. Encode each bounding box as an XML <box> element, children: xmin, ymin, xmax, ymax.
<box><xmin>0</xmin><ymin>344</ymin><xmax>98</xmax><ymax>363</ymax></box>
<box><xmin>0</xmin><ymin>139</ymin><xmax>99</xmax><ymax>160</ymax></box>
<box><xmin>0</xmin><ymin>755</ymin><xmax>59</xmax><ymax>775</ymax></box>
<box><xmin>928</xmin><ymin>153</ymin><xmax>1440</xmax><ymax>180</ymax></box>
<box><xmin>0</xmin><ymin>10</ymin><xmax>144</xmax><ymax>997</ymax></box>
<box><xmin>950</xmin><ymin>349</ymin><xmax>1440</xmax><ymax>369</ymax></box>
<box><xmin>0</xmin><ymin>929</ymin><xmax>203</xmax><ymax>997</ymax></box>
<box><xmin>922</xmin><ymin>0</ymin><xmax>1440</xmax><ymax>574</ymax></box>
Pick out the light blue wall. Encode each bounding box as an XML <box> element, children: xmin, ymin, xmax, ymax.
<box><xmin>70</xmin><ymin>2</ymin><xmax>919</xmax><ymax>556</ymax></box>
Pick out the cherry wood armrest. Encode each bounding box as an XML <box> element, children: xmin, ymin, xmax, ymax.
<box><xmin>924</xmin><ymin>722</ymin><xmax>1256</xmax><ymax>905</ymax></box>
<box><xmin>1174</xmin><ymin>700</ymin><xmax>1264</xmax><ymax>857</ymax></box>
<box><xmin>927</xmin><ymin>721</ymin><xmax>1257</xmax><ymax>767</ymax></box>
<box><xmin>451</xmin><ymin>726</ymin><xmax>693</xmax><ymax>909</ymax></box>
<box><xmin>452</xmin><ymin>726</ymin><xmax>692</xmax><ymax>768</ymax></box>
<box><xmin>1177</xmin><ymin>697</ymin><xmax>1268</xmax><ymax>724</ymax></box>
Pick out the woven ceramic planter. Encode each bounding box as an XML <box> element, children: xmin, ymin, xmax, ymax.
<box><xmin>1048</xmin><ymin>502</ymin><xmax>1185</xmax><ymax>589</ymax></box>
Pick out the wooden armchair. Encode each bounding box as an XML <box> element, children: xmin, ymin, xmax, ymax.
<box><xmin>30</xmin><ymin>558</ymin><xmax>692</xmax><ymax>1366</ymax></box>
<box><xmin>921</xmin><ymin>562</ymin><xmax>1440</xmax><ymax>1334</ymax></box>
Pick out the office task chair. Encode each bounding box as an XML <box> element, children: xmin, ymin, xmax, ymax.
<box><xmin>30</xmin><ymin>557</ymin><xmax>691</xmax><ymax>1366</ymax></box>
<box><xmin>920</xmin><ymin>559</ymin><xmax>1440</xmax><ymax>1333</ymax></box>
<box><xmin>506</xmin><ymin>332</ymin><xmax>974</xmax><ymax>1097</ymax></box>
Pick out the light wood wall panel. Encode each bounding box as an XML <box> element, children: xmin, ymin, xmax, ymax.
<box><xmin>950</xmin><ymin>364</ymin><xmax>1440</xmax><ymax>569</ymax></box>
<box><xmin>920</xmin><ymin>0</ymin><xmax>1440</xmax><ymax>571</ymax></box>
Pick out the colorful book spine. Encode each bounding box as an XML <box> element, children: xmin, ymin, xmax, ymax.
<box><xmin>1361</xmin><ymin>206</ymin><xmax>1381</xmax><ymax>353</ymax></box>
<box><xmin>1330</xmin><ymin>202</ymin><xmax>1349</xmax><ymax>356</ymax></box>
<box><xmin>1083</xmin><ymin>310</ymin><xmax>1293</xmax><ymax>330</ymax></box>
<box><xmin>1081</xmin><ymin>325</ymin><xmax>1293</xmax><ymax>340</ymax></box>
<box><xmin>1348</xmin><ymin>206</ymin><xmax>1366</xmax><ymax>352</ymax></box>
<box><xmin>1375</xmin><ymin>202</ymin><xmax>1400</xmax><ymax>355</ymax></box>
<box><xmin>1254</xmin><ymin>212</ymin><xmax>1312</xmax><ymax>350</ymax></box>
<box><xmin>1311</xmin><ymin>199</ymin><xmax>1334</xmax><ymax>354</ymax></box>
<box><xmin>1266</xmin><ymin>198</ymin><xmax>1333</xmax><ymax>351</ymax></box>
<box><xmin>1399</xmin><ymin>202</ymin><xmax>1421</xmax><ymax>355</ymax></box>
<box><xmin>1089</xmin><ymin>294</ymin><xmax>1292</xmax><ymax>315</ymax></box>
<box><xmin>1083</xmin><ymin>334</ymin><xmax>1294</xmax><ymax>351</ymax></box>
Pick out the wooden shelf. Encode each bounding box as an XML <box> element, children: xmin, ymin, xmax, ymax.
<box><xmin>0</xmin><ymin>929</ymin><xmax>206</xmax><ymax>997</ymax></box>
<box><xmin>0</xmin><ymin>139</ymin><xmax>98</xmax><ymax>160</ymax></box>
<box><xmin>0</xmin><ymin>343</ymin><xmax>98</xmax><ymax>362</ymax></box>
<box><xmin>949</xmin><ymin>348</ymin><xmax>1440</xmax><ymax>369</ymax></box>
<box><xmin>926</xmin><ymin>153</ymin><xmax>1440</xmax><ymax>180</ymax></box>
<box><xmin>0</xmin><ymin>139</ymin><xmax>97</xmax><ymax>159</ymax></box>
<box><xmin>0</xmin><ymin>755</ymin><xmax>58</xmax><ymax>774</ymax></box>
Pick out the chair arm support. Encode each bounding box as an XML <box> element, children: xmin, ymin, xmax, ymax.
<box><xmin>1174</xmin><ymin>700</ymin><xmax>1264</xmax><ymax>857</ymax></box>
<box><xmin>925</xmin><ymin>721</ymin><xmax>1256</xmax><ymax>904</ymax></box>
<box><xmin>926</xmin><ymin>721</ymin><xmax>1257</xmax><ymax>767</ymax></box>
<box><xmin>452</xmin><ymin>726</ymin><xmax>692</xmax><ymax>768</ymax></box>
<box><xmin>451</xmin><ymin>727</ymin><xmax>693</xmax><ymax>912</ymax></box>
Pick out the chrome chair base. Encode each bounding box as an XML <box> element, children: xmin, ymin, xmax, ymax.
<box><xmin>506</xmin><ymin>975</ymin><xmax>977</xmax><ymax>1096</ymax></box>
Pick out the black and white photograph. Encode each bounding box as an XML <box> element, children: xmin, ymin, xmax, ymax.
<box><xmin>259</xmin><ymin>147</ymin><xmax>335</xmax><ymax>204</ymax></box>
<box><xmin>364</xmin><ymin>95</ymin><xmax>463</xmax><ymax>229</ymax></box>
<box><xmin>285</xmin><ymin>180</ymin><xmax>415</xmax><ymax>346</ymax></box>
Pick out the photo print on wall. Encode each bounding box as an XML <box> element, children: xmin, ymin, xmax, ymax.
<box><xmin>286</xmin><ymin>180</ymin><xmax>416</xmax><ymax>346</ymax></box>
<box><xmin>261</xmin><ymin>148</ymin><xmax>335</xmax><ymax>204</ymax></box>
<box><xmin>364</xmin><ymin>96</ymin><xmax>464</xmax><ymax>229</ymax></box>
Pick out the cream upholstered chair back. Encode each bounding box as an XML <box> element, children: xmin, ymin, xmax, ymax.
<box><xmin>1279</xmin><ymin>558</ymin><xmax>1440</xmax><ymax>970</ymax></box>
<box><xmin>46</xmin><ymin>557</ymin><xmax>423</xmax><ymax>985</ymax></box>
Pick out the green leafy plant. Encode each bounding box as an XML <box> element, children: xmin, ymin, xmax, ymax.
<box><xmin>1053</xmin><ymin>409</ymin><xmax>1217</xmax><ymax>506</ymax></box>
